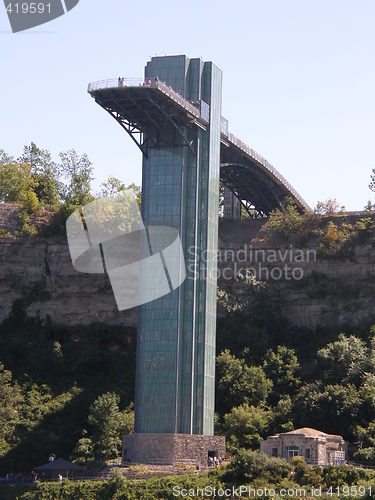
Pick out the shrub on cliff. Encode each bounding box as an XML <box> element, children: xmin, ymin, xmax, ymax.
<box><xmin>0</xmin><ymin>161</ymin><xmax>38</xmax><ymax>210</ymax></box>
<box><xmin>266</xmin><ymin>197</ymin><xmax>304</xmax><ymax>240</ymax></box>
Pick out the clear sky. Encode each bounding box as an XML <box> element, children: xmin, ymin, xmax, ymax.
<box><xmin>1</xmin><ymin>0</ymin><xmax>374</xmax><ymax>211</ymax></box>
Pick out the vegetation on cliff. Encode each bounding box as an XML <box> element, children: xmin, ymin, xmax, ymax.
<box><xmin>0</xmin><ymin>144</ymin><xmax>141</xmax><ymax>237</ymax></box>
<box><xmin>257</xmin><ymin>197</ymin><xmax>375</xmax><ymax>259</ymax></box>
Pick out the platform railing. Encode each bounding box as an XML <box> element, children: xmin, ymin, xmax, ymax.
<box><xmin>87</xmin><ymin>78</ymin><xmax>143</xmax><ymax>91</ymax></box>
<box><xmin>87</xmin><ymin>78</ymin><xmax>201</xmax><ymax>119</ymax></box>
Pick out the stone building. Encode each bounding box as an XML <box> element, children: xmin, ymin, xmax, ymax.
<box><xmin>260</xmin><ymin>427</ymin><xmax>347</xmax><ymax>466</ymax></box>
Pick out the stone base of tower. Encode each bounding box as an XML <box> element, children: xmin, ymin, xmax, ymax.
<box><xmin>122</xmin><ymin>433</ymin><xmax>225</xmax><ymax>466</ymax></box>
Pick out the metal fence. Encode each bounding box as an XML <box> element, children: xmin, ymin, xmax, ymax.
<box><xmin>87</xmin><ymin>78</ymin><xmax>144</xmax><ymax>92</ymax></box>
<box><xmin>87</xmin><ymin>78</ymin><xmax>201</xmax><ymax>119</ymax></box>
<box><xmin>227</xmin><ymin>132</ymin><xmax>310</xmax><ymax>209</ymax></box>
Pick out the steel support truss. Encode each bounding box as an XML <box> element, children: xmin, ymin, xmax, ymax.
<box><xmin>220</xmin><ymin>160</ymin><xmax>286</xmax><ymax>217</ymax></box>
<box><xmin>94</xmin><ymin>87</ymin><xmax>199</xmax><ymax>158</ymax></box>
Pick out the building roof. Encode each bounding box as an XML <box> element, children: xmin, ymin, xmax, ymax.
<box><xmin>282</xmin><ymin>428</ymin><xmax>329</xmax><ymax>438</ymax></box>
<box><xmin>35</xmin><ymin>458</ymin><xmax>85</xmax><ymax>471</ymax></box>
<box><xmin>268</xmin><ymin>427</ymin><xmax>344</xmax><ymax>440</ymax></box>
<box><xmin>264</xmin><ymin>427</ymin><xmax>345</xmax><ymax>441</ymax></box>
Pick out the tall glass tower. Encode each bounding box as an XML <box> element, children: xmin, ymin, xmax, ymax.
<box><xmin>87</xmin><ymin>54</ymin><xmax>308</xmax><ymax>464</ymax></box>
<box><xmin>135</xmin><ymin>56</ymin><xmax>222</xmax><ymax>436</ymax></box>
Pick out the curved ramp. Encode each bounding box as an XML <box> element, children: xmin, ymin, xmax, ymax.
<box><xmin>220</xmin><ymin>132</ymin><xmax>310</xmax><ymax>216</ymax></box>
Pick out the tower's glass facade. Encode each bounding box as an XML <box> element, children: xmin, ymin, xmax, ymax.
<box><xmin>135</xmin><ymin>56</ymin><xmax>222</xmax><ymax>435</ymax></box>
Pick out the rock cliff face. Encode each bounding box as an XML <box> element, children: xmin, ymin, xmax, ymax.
<box><xmin>217</xmin><ymin>219</ymin><xmax>375</xmax><ymax>329</ymax></box>
<box><xmin>1</xmin><ymin>215</ymin><xmax>374</xmax><ymax>330</ymax></box>
<box><xmin>0</xmin><ymin>236</ymin><xmax>137</xmax><ymax>328</ymax></box>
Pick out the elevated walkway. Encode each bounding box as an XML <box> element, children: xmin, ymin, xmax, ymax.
<box><xmin>88</xmin><ymin>78</ymin><xmax>310</xmax><ymax>216</ymax></box>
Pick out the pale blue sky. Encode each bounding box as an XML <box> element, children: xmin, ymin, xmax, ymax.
<box><xmin>1</xmin><ymin>0</ymin><xmax>374</xmax><ymax>210</ymax></box>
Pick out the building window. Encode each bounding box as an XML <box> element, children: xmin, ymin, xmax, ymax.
<box><xmin>329</xmin><ymin>451</ymin><xmax>345</xmax><ymax>465</ymax></box>
<box><xmin>305</xmin><ymin>449</ymin><xmax>311</xmax><ymax>459</ymax></box>
<box><xmin>272</xmin><ymin>448</ymin><xmax>278</xmax><ymax>457</ymax></box>
<box><xmin>286</xmin><ymin>446</ymin><xmax>299</xmax><ymax>461</ymax></box>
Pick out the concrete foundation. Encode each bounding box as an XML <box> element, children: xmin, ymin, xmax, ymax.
<box><xmin>122</xmin><ymin>433</ymin><xmax>225</xmax><ymax>466</ymax></box>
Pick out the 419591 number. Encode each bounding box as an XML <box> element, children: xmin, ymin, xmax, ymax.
<box><xmin>6</xmin><ymin>3</ymin><xmax>51</xmax><ymax>14</ymax></box>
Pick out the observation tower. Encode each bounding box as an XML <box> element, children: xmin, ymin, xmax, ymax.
<box><xmin>88</xmin><ymin>55</ymin><xmax>309</xmax><ymax>464</ymax></box>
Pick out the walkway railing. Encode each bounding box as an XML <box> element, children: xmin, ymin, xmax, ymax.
<box><xmin>87</xmin><ymin>78</ymin><xmax>201</xmax><ymax>119</ymax></box>
<box><xmin>227</xmin><ymin>132</ymin><xmax>310</xmax><ymax>209</ymax></box>
<box><xmin>87</xmin><ymin>78</ymin><xmax>143</xmax><ymax>91</ymax></box>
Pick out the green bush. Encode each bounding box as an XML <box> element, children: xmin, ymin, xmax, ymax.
<box><xmin>222</xmin><ymin>449</ymin><xmax>291</xmax><ymax>484</ymax></box>
<box><xmin>14</xmin><ymin>210</ymin><xmax>38</xmax><ymax>237</ymax></box>
<box><xmin>21</xmin><ymin>189</ymin><xmax>39</xmax><ymax>213</ymax></box>
<box><xmin>40</xmin><ymin>202</ymin><xmax>77</xmax><ymax>236</ymax></box>
<box><xmin>267</xmin><ymin>197</ymin><xmax>304</xmax><ymax>240</ymax></box>
<box><xmin>290</xmin><ymin>457</ymin><xmax>322</xmax><ymax>486</ymax></box>
<box><xmin>353</xmin><ymin>447</ymin><xmax>375</xmax><ymax>462</ymax></box>
<box><xmin>357</xmin><ymin>217</ymin><xmax>375</xmax><ymax>233</ymax></box>
<box><xmin>15</xmin><ymin>473</ymin><xmax>224</xmax><ymax>500</ymax></box>
<box><xmin>323</xmin><ymin>464</ymin><xmax>360</xmax><ymax>488</ymax></box>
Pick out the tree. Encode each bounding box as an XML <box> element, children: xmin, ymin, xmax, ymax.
<box><xmin>100</xmin><ymin>178</ymin><xmax>142</xmax><ymax>212</ymax></box>
<box><xmin>314</xmin><ymin>198</ymin><xmax>342</xmax><ymax>215</ymax></box>
<box><xmin>317</xmin><ymin>334</ymin><xmax>371</xmax><ymax>386</ymax></box>
<box><xmin>87</xmin><ymin>392</ymin><xmax>133</xmax><ymax>460</ymax></box>
<box><xmin>364</xmin><ymin>200</ymin><xmax>374</xmax><ymax>213</ymax></box>
<box><xmin>216</xmin><ymin>350</ymin><xmax>272</xmax><ymax>416</ymax></box>
<box><xmin>263</xmin><ymin>346</ymin><xmax>301</xmax><ymax>401</ymax></box>
<box><xmin>70</xmin><ymin>430</ymin><xmax>94</xmax><ymax>463</ymax></box>
<box><xmin>369</xmin><ymin>168</ymin><xmax>375</xmax><ymax>193</ymax></box>
<box><xmin>223</xmin><ymin>403</ymin><xmax>271</xmax><ymax>451</ymax></box>
<box><xmin>267</xmin><ymin>197</ymin><xmax>304</xmax><ymax>240</ymax></box>
<box><xmin>19</xmin><ymin>142</ymin><xmax>62</xmax><ymax>206</ymax></box>
<box><xmin>0</xmin><ymin>149</ymin><xmax>13</xmax><ymax>165</ymax></box>
<box><xmin>0</xmin><ymin>161</ymin><xmax>38</xmax><ymax>211</ymax></box>
<box><xmin>59</xmin><ymin>150</ymin><xmax>94</xmax><ymax>206</ymax></box>
<box><xmin>295</xmin><ymin>383</ymin><xmax>361</xmax><ymax>436</ymax></box>
<box><xmin>270</xmin><ymin>395</ymin><xmax>294</xmax><ymax>433</ymax></box>
<box><xmin>126</xmin><ymin>182</ymin><xmax>141</xmax><ymax>211</ymax></box>
<box><xmin>0</xmin><ymin>363</ymin><xmax>22</xmax><ymax>456</ymax></box>
<box><xmin>100</xmin><ymin>176</ymin><xmax>126</xmax><ymax>197</ymax></box>
<box><xmin>354</xmin><ymin>420</ymin><xmax>375</xmax><ymax>449</ymax></box>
